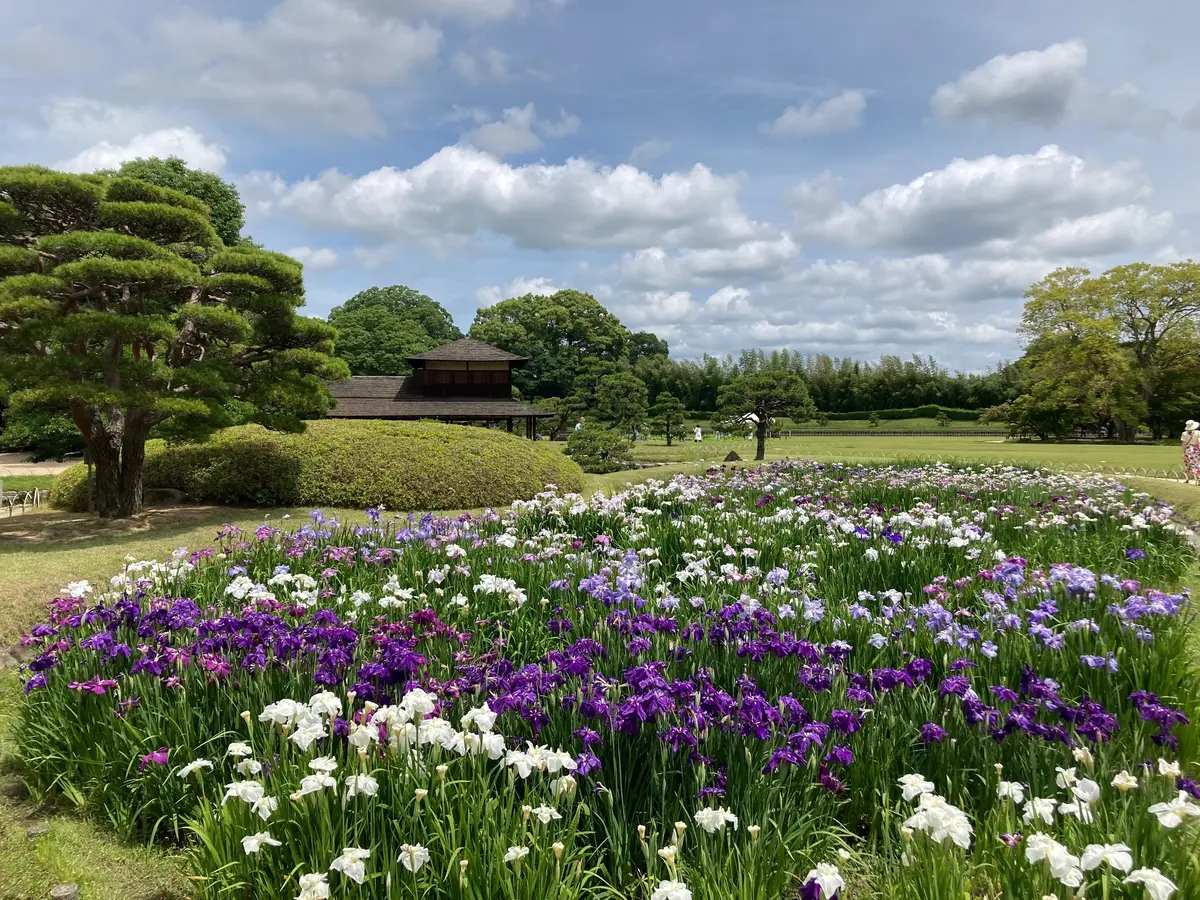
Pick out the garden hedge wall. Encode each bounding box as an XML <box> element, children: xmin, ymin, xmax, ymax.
<box><xmin>824</xmin><ymin>405</ymin><xmax>982</xmax><ymax>422</ymax></box>
<box><xmin>51</xmin><ymin>420</ymin><xmax>585</xmax><ymax>512</ymax></box>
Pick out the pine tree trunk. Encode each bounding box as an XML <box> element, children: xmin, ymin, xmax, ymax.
<box><xmin>70</xmin><ymin>403</ymin><xmax>150</xmax><ymax>518</ymax></box>
<box><xmin>116</xmin><ymin>415</ymin><xmax>149</xmax><ymax>517</ymax></box>
<box><xmin>666</xmin><ymin>424</ymin><xmax>673</xmax><ymax>447</ymax></box>
<box><xmin>755</xmin><ymin>422</ymin><xmax>767</xmax><ymax>460</ymax></box>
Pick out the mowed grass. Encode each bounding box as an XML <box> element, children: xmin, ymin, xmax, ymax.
<box><xmin>682</xmin><ymin>416</ymin><xmax>1008</xmax><ymax>433</ymax></box>
<box><xmin>627</xmin><ymin>434</ymin><xmax>1185</xmax><ymax>470</ymax></box>
<box><xmin>0</xmin><ymin>475</ymin><xmax>56</xmax><ymax>491</ymax></box>
<box><xmin>0</xmin><ymin>442</ymin><xmax>1194</xmax><ymax>899</ymax></box>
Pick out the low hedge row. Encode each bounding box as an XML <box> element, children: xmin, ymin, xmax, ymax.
<box><xmin>51</xmin><ymin>420</ymin><xmax>585</xmax><ymax>512</ymax></box>
<box><xmin>823</xmin><ymin>406</ymin><xmax>982</xmax><ymax>422</ymax></box>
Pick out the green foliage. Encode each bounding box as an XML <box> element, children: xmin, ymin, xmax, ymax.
<box><xmin>868</xmin><ymin>412</ymin><xmax>880</xmax><ymax>428</ymax></box>
<box><xmin>51</xmin><ymin>420</ymin><xmax>583</xmax><ymax>512</ymax></box>
<box><xmin>113</xmin><ymin>157</ymin><xmax>246</xmax><ymax>247</ymax></box>
<box><xmin>649</xmin><ymin>391</ymin><xmax>687</xmax><ymax>445</ymax></box>
<box><xmin>328</xmin><ymin>285</ymin><xmax>462</xmax><ymax>375</ymax></box>
<box><xmin>935</xmin><ymin>411</ymin><xmax>950</xmax><ymax>428</ymax></box>
<box><xmin>717</xmin><ymin>371</ymin><xmax>815</xmax><ymax>459</ymax></box>
<box><xmin>471</xmin><ymin>290</ymin><xmax>630</xmax><ymax>399</ymax></box>
<box><xmin>564</xmin><ymin>425</ymin><xmax>633</xmax><ymax>474</ymax></box>
<box><xmin>0</xmin><ymin>165</ymin><xmax>346</xmax><ymax>517</ymax></box>
<box><xmin>595</xmin><ymin>370</ymin><xmax>649</xmax><ymax>435</ymax></box>
<box><xmin>0</xmin><ymin>403</ymin><xmax>84</xmax><ymax>460</ymax></box>
<box><xmin>1014</xmin><ymin>262</ymin><xmax>1200</xmax><ymax>440</ymax></box>
<box><xmin>823</xmin><ymin>405</ymin><xmax>981</xmax><ymax>422</ymax></box>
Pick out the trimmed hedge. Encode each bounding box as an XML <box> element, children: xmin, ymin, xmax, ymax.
<box><xmin>824</xmin><ymin>406</ymin><xmax>981</xmax><ymax>422</ymax></box>
<box><xmin>51</xmin><ymin>420</ymin><xmax>585</xmax><ymax>512</ymax></box>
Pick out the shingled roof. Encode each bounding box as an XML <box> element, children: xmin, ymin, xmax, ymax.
<box><xmin>328</xmin><ymin>376</ymin><xmax>551</xmax><ymax>420</ymax></box>
<box><xmin>406</xmin><ymin>337</ymin><xmax>528</xmax><ymax>364</ymax></box>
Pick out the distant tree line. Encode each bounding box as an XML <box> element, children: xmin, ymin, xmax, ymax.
<box><xmin>322</xmin><ymin>285</ymin><xmax>1021</xmax><ymax>424</ymax></box>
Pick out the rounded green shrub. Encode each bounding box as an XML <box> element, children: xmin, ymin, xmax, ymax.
<box><xmin>51</xmin><ymin>421</ymin><xmax>585</xmax><ymax>512</ymax></box>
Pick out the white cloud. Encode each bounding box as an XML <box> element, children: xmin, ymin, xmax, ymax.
<box><xmin>790</xmin><ymin>144</ymin><xmax>1157</xmax><ymax>256</ymax></box>
<box><xmin>762</xmin><ymin>89</ymin><xmax>867</xmax><ymax>136</ymax></box>
<box><xmin>706</xmin><ymin>285</ymin><xmax>751</xmax><ymax>314</ymax></box>
<box><xmin>286</xmin><ymin>246</ymin><xmax>340</xmax><ymax>271</ymax></box>
<box><xmin>59</xmin><ymin>126</ymin><xmax>228</xmax><ymax>173</ymax></box>
<box><xmin>931</xmin><ymin>40</ymin><xmax>1176</xmax><ymax>135</ymax></box>
<box><xmin>145</xmin><ymin>0</ymin><xmax>444</xmax><ymax>136</ymax></box>
<box><xmin>932</xmin><ymin>40</ymin><xmax>1087</xmax><ymax>126</ymax></box>
<box><xmin>618</xmin><ymin>236</ymin><xmax>799</xmax><ymax>288</ymax></box>
<box><xmin>475</xmin><ymin>275</ymin><xmax>562</xmax><ymax>305</ymax></box>
<box><xmin>460</xmin><ymin>103</ymin><xmax>580</xmax><ymax>157</ymax></box>
<box><xmin>623</xmin><ymin>290</ymin><xmax>695</xmax><ymax>324</ymax></box>
<box><xmin>629</xmin><ymin>139</ymin><xmax>671</xmax><ymax>166</ymax></box>
<box><xmin>462</xmin><ymin>104</ymin><xmax>543</xmax><ymax>157</ymax></box>
<box><xmin>252</xmin><ymin>144</ymin><xmax>765</xmax><ymax>252</ymax></box>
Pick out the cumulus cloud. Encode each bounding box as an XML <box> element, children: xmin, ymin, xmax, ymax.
<box><xmin>248</xmin><ymin>144</ymin><xmax>766</xmax><ymax>252</ymax></box>
<box><xmin>460</xmin><ymin>103</ymin><xmax>581</xmax><ymax>157</ymax></box>
<box><xmin>59</xmin><ymin>126</ymin><xmax>228</xmax><ymax>173</ymax></box>
<box><xmin>286</xmin><ymin>246</ymin><xmax>340</xmax><ymax>271</ymax></box>
<box><xmin>621</xmin><ymin>290</ymin><xmax>695</xmax><ymax>325</ymax></box>
<box><xmin>790</xmin><ymin>144</ymin><xmax>1158</xmax><ymax>256</ymax></box>
<box><xmin>618</xmin><ymin>236</ymin><xmax>799</xmax><ymax>288</ymax></box>
<box><xmin>475</xmin><ymin>276</ymin><xmax>562</xmax><ymax>305</ymax></box>
<box><xmin>932</xmin><ymin>40</ymin><xmax>1176</xmax><ymax>134</ymax></box>
<box><xmin>932</xmin><ymin>40</ymin><xmax>1087</xmax><ymax>127</ymax></box>
<box><xmin>705</xmin><ymin>285</ymin><xmax>751</xmax><ymax>314</ymax></box>
<box><xmin>762</xmin><ymin>89</ymin><xmax>867</xmax><ymax>136</ymax></box>
<box><xmin>145</xmin><ymin>0</ymin><xmax>443</xmax><ymax>136</ymax></box>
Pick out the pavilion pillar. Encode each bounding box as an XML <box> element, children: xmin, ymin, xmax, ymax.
<box><xmin>507</xmin><ymin>417</ymin><xmax>514</xmax><ymax>433</ymax></box>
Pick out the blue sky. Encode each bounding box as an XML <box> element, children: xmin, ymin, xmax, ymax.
<box><xmin>3</xmin><ymin>0</ymin><xmax>1199</xmax><ymax>369</ymax></box>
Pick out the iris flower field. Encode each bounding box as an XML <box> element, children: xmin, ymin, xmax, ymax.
<box><xmin>12</xmin><ymin>461</ymin><xmax>1200</xmax><ymax>899</ymax></box>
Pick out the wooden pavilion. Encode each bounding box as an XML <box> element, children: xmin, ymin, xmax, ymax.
<box><xmin>327</xmin><ymin>337</ymin><xmax>552</xmax><ymax>438</ymax></box>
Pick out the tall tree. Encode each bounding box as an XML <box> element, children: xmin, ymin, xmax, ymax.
<box><xmin>650</xmin><ymin>391</ymin><xmax>686</xmax><ymax>446</ymax></box>
<box><xmin>112</xmin><ymin>156</ymin><xmax>246</xmax><ymax>248</ymax></box>
<box><xmin>471</xmin><ymin>290</ymin><xmax>630</xmax><ymax>398</ymax></box>
<box><xmin>331</xmin><ymin>285</ymin><xmax>462</xmax><ymax>345</ymax></box>
<box><xmin>329</xmin><ymin>310</ymin><xmax>438</xmax><ymax>375</ymax></box>
<box><xmin>0</xmin><ymin>166</ymin><xmax>346</xmax><ymax>517</ymax></box>
<box><xmin>718</xmin><ymin>372</ymin><xmax>815</xmax><ymax>460</ymax></box>
<box><xmin>596</xmin><ymin>370</ymin><xmax>649</xmax><ymax>436</ymax></box>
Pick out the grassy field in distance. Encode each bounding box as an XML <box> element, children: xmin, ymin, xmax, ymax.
<box><xmin>626</xmin><ymin>434</ymin><xmax>1185</xmax><ymax>470</ymax></box>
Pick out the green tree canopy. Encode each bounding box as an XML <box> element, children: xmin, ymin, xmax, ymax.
<box><xmin>328</xmin><ymin>285</ymin><xmax>462</xmax><ymax>375</ymax></box>
<box><xmin>1014</xmin><ymin>263</ymin><xmax>1200</xmax><ymax>439</ymax></box>
<box><xmin>111</xmin><ymin>156</ymin><xmax>246</xmax><ymax>248</ymax></box>
<box><xmin>596</xmin><ymin>370</ymin><xmax>649</xmax><ymax>436</ymax></box>
<box><xmin>0</xmin><ymin>165</ymin><xmax>347</xmax><ymax>517</ymax></box>
<box><xmin>650</xmin><ymin>390</ymin><xmax>686</xmax><ymax>445</ymax></box>
<box><xmin>717</xmin><ymin>371</ymin><xmax>815</xmax><ymax>460</ymax></box>
<box><xmin>471</xmin><ymin>290</ymin><xmax>631</xmax><ymax>399</ymax></box>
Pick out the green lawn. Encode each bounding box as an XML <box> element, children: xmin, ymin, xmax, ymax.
<box><xmin>0</xmin><ymin>475</ymin><xmax>56</xmax><ymax>492</ymax></box>
<box><xmin>685</xmin><ymin>416</ymin><xmax>1008</xmax><ymax>432</ymax></box>
<box><xmin>627</xmin><ymin>434</ymin><xmax>1185</xmax><ymax>471</ymax></box>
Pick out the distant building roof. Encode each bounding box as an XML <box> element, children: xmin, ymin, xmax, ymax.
<box><xmin>328</xmin><ymin>376</ymin><xmax>551</xmax><ymax>420</ymax></box>
<box><xmin>406</xmin><ymin>337</ymin><xmax>528</xmax><ymax>364</ymax></box>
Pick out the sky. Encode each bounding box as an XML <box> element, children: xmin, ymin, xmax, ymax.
<box><xmin>3</xmin><ymin>0</ymin><xmax>1199</xmax><ymax>371</ymax></box>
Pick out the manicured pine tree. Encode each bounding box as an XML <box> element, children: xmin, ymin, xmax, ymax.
<box><xmin>650</xmin><ymin>391</ymin><xmax>686</xmax><ymax>446</ymax></box>
<box><xmin>0</xmin><ymin>166</ymin><xmax>347</xmax><ymax>517</ymax></box>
